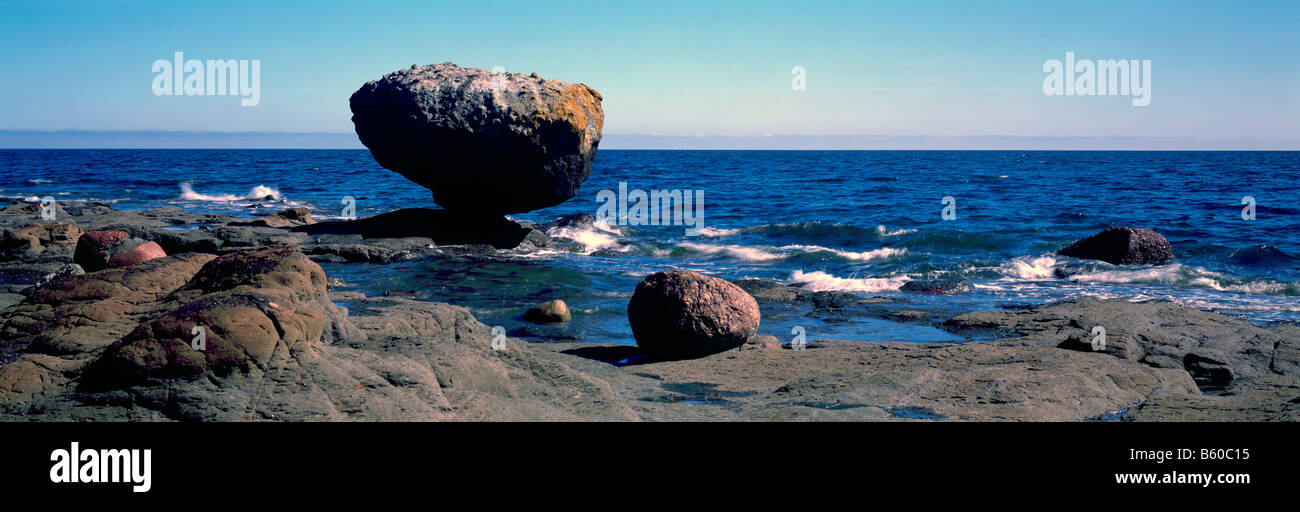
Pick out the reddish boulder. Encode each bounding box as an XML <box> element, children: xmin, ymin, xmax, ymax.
<box><xmin>74</xmin><ymin>231</ymin><xmax>167</xmax><ymax>270</ymax></box>
<box><xmin>107</xmin><ymin>241</ymin><xmax>167</xmax><ymax>268</ymax></box>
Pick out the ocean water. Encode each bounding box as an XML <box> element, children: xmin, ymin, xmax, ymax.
<box><xmin>2</xmin><ymin>149</ymin><xmax>1297</xmax><ymax>346</ymax></box>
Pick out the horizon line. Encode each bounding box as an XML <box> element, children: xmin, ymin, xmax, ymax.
<box><xmin>0</xmin><ymin>130</ymin><xmax>1296</xmax><ymax>151</ymax></box>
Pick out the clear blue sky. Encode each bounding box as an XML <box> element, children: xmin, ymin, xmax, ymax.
<box><xmin>1</xmin><ymin>0</ymin><xmax>1296</xmax><ymax>147</ymax></box>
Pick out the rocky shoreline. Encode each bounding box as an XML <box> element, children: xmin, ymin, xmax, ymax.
<box><xmin>1</xmin><ymin>200</ymin><xmax>1296</xmax><ymax>422</ymax></box>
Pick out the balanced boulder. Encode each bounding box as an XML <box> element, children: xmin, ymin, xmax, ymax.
<box><xmin>350</xmin><ymin>62</ymin><xmax>604</xmax><ymax>215</ymax></box>
<box><xmin>1058</xmin><ymin>226</ymin><xmax>1174</xmax><ymax>265</ymax></box>
<box><xmin>627</xmin><ymin>270</ymin><xmax>760</xmax><ymax>361</ymax></box>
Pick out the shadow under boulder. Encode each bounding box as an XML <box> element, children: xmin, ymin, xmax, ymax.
<box><xmin>292</xmin><ymin>208</ymin><xmax>549</xmax><ymax>250</ymax></box>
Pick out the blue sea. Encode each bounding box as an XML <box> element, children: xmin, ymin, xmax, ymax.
<box><xmin>2</xmin><ymin>149</ymin><xmax>1297</xmax><ymax>346</ymax></box>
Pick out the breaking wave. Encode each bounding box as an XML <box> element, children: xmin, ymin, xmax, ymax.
<box><xmin>788</xmin><ymin>270</ymin><xmax>910</xmax><ymax>292</ymax></box>
<box><xmin>674</xmin><ymin>242</ymin><xmax>906</xmax><ymax>263</ymax></box>
<box><xmin>179</xmin><ymin>182</ymin><xmax>282</xmax><ymax>202</ymax></box>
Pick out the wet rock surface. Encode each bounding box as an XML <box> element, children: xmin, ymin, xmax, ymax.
<box><xmin>1058</xmin><ymin>226</ymin><xmax>1175</xmax><ymax>265</ymax></box>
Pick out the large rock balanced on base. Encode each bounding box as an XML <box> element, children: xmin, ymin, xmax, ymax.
<box><xmin>1058</xmin><ymin>226</ymin><xmax>1174</xmax><ymax>265</ymax></box>
<box><xmin>350</xmin><ymin>62</ymin><xmax>604</xmax><ymax>215</ymax></box>
<box><xmin>628</xmin><ymin>270</ymin><xmax>760</xmax><ymax>361</ymax></box>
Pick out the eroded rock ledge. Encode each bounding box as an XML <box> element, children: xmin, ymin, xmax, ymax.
<box><xmin>0</xmin><ymin>244</ymin><xmax>634</xmax><ymax>421</ymax></box>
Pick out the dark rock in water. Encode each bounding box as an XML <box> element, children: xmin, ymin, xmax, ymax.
<box><xmin>1183</xmin><ymin>352</ymin><xmax>1234</xmax><ymax>391</ymax></box>
<box><xmin>307</xmin><ymin>237</ymin><xmax>435</xmax><ymax>263</ymax></box>
<box><xmin>1228</xmin><ymin>244</ymin><xmax>1297</xmax><ymax>266</ymax></box>
<box><xmin>437</xmin><ymin>244</ymin><xmax>499</xmax><ymax>257</ymax></box>
<box><xmin>901</xmin><ymin>279</ymin><xmax>971</xmax><ymax>294</ymax></box>
<box><xmin>227</xmin><ymin>207</ymin><xmax>314</xmax><ymax>228</ymax></box>
<box><xmin>525</xmin><ymin>299</ymin><xmax>571</xmax><ymax>324</ymax></box>
<box><xmin>349</xmin><ymin>62</ymin><xmax>604</xmax><ymax>215</ymax></box>
<box><xmin>293</xmin><ymin>208</ymin><xmax>548</xmax><ymax>250</ymax></box>
<box><xmin>536</xmin><ymin>213</ymin><xmax>595</xmax><ymax>232</ymax></box>
<box><xmin>1051</xmin><ymin>261</ymin><xmax>1094</xmax><ymax>279</ymax></box>
<box><xmin>810</xmin><ymin>291</ymin><xmax>858</xmax><ymax>310</ymax></box>
<box><xmin>731</xmin><ymin>278</ymin><xmax>811</xmax><ymax>303</ymax></box>
<box><xmin>515</xmin><ymin>229</ymin><xmax>552</xmax><ymax>252</ymax></box>
<box><xmin>890</xmin><ymin>310</ymin><xmax>932</xmax><ymax>322</ymax></box>
<box><xmin>627</xmin><ymin>270</ymin><xmax>760</xmax><ymax>361</ymax></box>
<box><xmin>1058</xmin><ymin>226</ymin><xmax>1174</xmax><ymax>265</ymax></box>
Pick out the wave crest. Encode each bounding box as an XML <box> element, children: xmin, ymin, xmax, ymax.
<box><xmin>179</xmin><ymin>183</ymin><xmax>282</xmax><ymax>202</ymax></box>
<box><xmin>788</xmin><ymin>270</ymin><xmax>910</xmax><ymax>292</ymax></box>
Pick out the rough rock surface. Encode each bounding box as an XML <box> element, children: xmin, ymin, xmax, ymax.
<box><xmin>539</xmin><ymin>296</ymin><xmax>1298</xmax><ymax>421</ymax></box>
<box><xmin>1058</xmin><ymin>226</ymin><xmax>1175</xmax><ymax>265</ymax></box>
<box><xmin>900</xmin><ymin>279</ymin><xmax>972</xmax><ymax>294</ymax></box>
<box><xmin>350</xmin><ymin>62</ymin><xmax>604</xmax><ymax>214</ymax></box>
<box><xmin>0</xmin><ymin>201</ymin><xmax>553</xmax><ymax>270</ymax></box>
<box><xmin>0</xmin><ymin>244</ymin><xmax>634</xmax><ymax>421</ymax></box>
<box><xmin>628</xmin><ymin>270</ymin><xmax>761</xmax><ymax>361</ymax></box>
<box><xmin>1</xmin><ymin>221</ymin><xmax>82</xmax><ymax>262</ymax></box>
<box><xmin>227</xmin><ymin>207</ymin><xmax>314</xmax><ymax>228</ymax></box>
<box><xmin>83</xmin><ymin>245</ymin><xmax>355</xmax><ymax>389</ymax></box>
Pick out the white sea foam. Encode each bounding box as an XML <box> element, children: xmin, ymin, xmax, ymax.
<box><xmin>788</xmin><ymin>270</ymin><xmax>910</xmax><ymax>292</ymax></box>
<box><xmin>696</xmin><ymin>226</ymin><xmax>741</xmax><ymax>237</ymax></box>
<box><xmin>546</xmin><ymin>219</ymin><xmax>623</xmax><ymax>254</ymax></box>
<box><xmin>1069</xmin><ymin>263</ymin><xmax>1293</xmax><ymax>295</ymax></box>
<box><xmin>1001</xmin><ymin>255</ymin><xmax>1058</xmax><ymax>279</ymax></box>
<box><xmin>875</xmin><ymin>225</ymin><xmax>918</xmax><ymax>236</ymax></box>
<box><xmin>677</xmin><ymin>242</ymin><xmax>785</xmax><ymax>261</ymax></box>
<box><xmin>675</xmin><ymin>242</ymin><xmax>905</xmax><ymax>262</ymax></box>
<box><xmin>179</xmin><ymin>182</ymin><xmax>282</xmax><ymax>202</ymax></box>
<box><xmin>778</xmin><ymin>244</ymin><xmax>907</xmax><ymax>261</ymax></box>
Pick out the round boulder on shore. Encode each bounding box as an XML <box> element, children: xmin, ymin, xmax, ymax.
<box><xmin>349</xmin><ymin>62</ymin><xmax>604</xmax><ymax>215</ymax></box>
<box><xmin>627</xmin><ymin>270</ymin><xmax>760</xmax><ymax>361</ymax></box>
<box><xmin>1057</xmin><ymin>226</ymin><xmax>1174</xmax><ymax>265</ymax></box>
<box><xmin>74</xmin><ymin>230</ymin><xmax>168</xmax><ymax>271</ymax></box>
